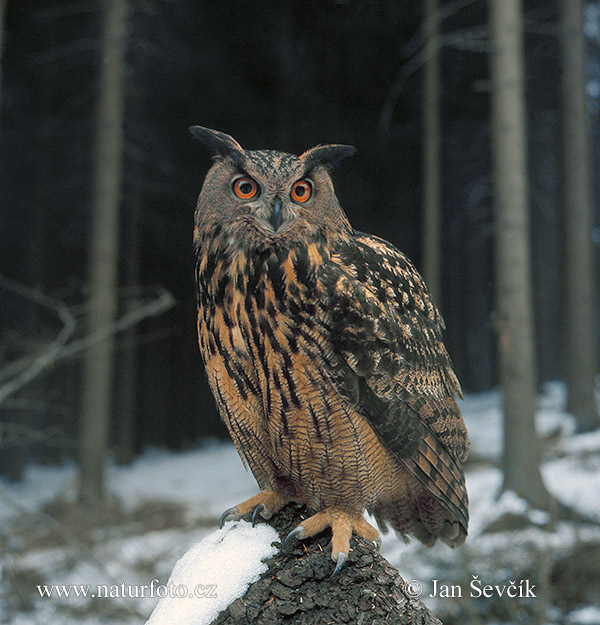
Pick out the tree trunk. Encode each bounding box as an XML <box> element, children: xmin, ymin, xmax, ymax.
<box><xmin>211</xmin><ymin>504</ymin><xmax>442</xmax><ymax>625</ymax></box>
<box><xmin>0</xmin><ymin>0</ymin><xmax>5</xmax><ymax>115</ymax></box>
<box><xmin>0</xmin><ymin>0</ymin><xmax>5</xmax><ymax>158</ymax></box>
<box><xmin>560</xmin><ymin>0</ymin><xmax>599</xmax><ymax>432</ymax></box>
<box><xmin>489</xmin><ymin>0</ymin><xmax>551</xmax><ymax>509</ymax></box>
<box><xmin>79</xmin><ymin>0</ymin><xmax>128</xmax><ymax>506</ymax></box>
<box><xmin>114</xmin><ymin>158</ymin><xmax>143</xmax><ymax>466</ymax></box>
<box><xmin>422</xmin><ymin>0</ymin><xmax>442</xmax><ymax>306</ymax></box>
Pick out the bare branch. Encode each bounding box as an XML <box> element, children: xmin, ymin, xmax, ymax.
<box><xmin>59</xmin><ymin>286</ymin><xmax>176</xmax><ymax>361</ymax></box>
<box><xmin>32</xmin><ymin>0</ymin><xmax>99</xmax><ymax>23</ymax></box>
<box><xmin>0</xmin><ymin>277</ymin><xmax>176</xmax><ymax>405</ymax></box>
<box><xmin>377</xmin><ymin>25</ymin><xmax>489</xmax><ymax>140</ymax></box>
<box><xmin>0</xmin><ymin>277</ymin><xmax>77</xmax><ymax>405</ymax></box>
<box><xmin>125</xmin><ymin>141</ymin><xmax>176</xmax><ymax>174</ymax></box>
<box><xmin>378</xmin><ymin>0</ymin><xmax>555</xmax><ymax>141</ymax></box>
<box><xmin>0</xmin><ymin>0</ymin><xmax>6</xmax><ymax>117</ymax></box>
<box><xmin>401</xmin><ymin>0</ymin><xmax>480</xmax><ymax>59</ymax></box>
<box><xmin>0</xmin><ymin>419</ymin><xmax>77</xmax><ymax>450</ymax></box>
<box><xmin>25</xmin><ymin>38</ymin><xmax>98</xmax><ymax>67</ymax></box>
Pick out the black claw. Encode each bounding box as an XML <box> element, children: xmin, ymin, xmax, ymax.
<box><xmin>330</xmin><ymin>552</ymin><xmax>346</xmax><ymax>578</ymax></box>
<box><xmin>252</xmin><ymin>504</ymin><xmax>265</xmax><ymax>527</ymax></box>
<box><xmin>282</xmin><ymin>525</ymin><xmax>304</xmax><ymax>550</ymax></box>
<box><xmin>219</xmin><ymin>507</ymin><xmax>238</xmax><ymax>529</ymax></box>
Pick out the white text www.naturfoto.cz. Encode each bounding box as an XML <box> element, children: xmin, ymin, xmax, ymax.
<box><xmin>37</xmin><ymin>580</ymin><xmax>218</xmax><ymax>600</ymax></box>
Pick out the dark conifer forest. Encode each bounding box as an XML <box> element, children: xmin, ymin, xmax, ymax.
<box><xmin>0</xmin><ymin>0</ymin><xmax>598</xmax><ymax>475</ymax></box>
<box><xmin>1</xmin><ymin>2</ymin><xmax>600</xmax><ymax>624</ymax></box>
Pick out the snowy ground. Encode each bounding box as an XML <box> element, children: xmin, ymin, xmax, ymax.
<box><xmin>1</xmin><ymin>382</ymin><xmax>599</xmax><ymax>625</ymax></box>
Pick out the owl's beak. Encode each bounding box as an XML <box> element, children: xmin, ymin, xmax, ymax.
<box><xmin>272</xmin><ymin>200</ymin><xmax>282</xmax><ymax>232</ymax></box>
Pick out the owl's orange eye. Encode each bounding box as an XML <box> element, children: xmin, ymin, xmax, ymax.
<box><xmin>290</xmin><ymin>180</ymin><xmax>312</xmax><ymax>203</ymax></box>
<box><xmin>232</xmin><ymin>177</ymin><xmax>259</xmax><ymax>200</ymax></box>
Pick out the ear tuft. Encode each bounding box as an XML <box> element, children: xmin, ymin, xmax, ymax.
<box><xmin>300</xmin><ymin>144</ymin><xmax>357</xmax><ymax>171</ymax></box>
<box><xmin>189</xmin><ymin>126</ymin><xmax>245</xmax><ymax>163</ymax></box>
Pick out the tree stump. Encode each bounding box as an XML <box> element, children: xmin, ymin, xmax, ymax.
<box><xmin>211</xmin><ymin>504</ymin><xmax>441</xmax><ymax>625</ymax></box>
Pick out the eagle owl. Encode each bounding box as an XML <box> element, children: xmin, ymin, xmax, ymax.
<box><xmin>191</xmin><ymin>126</ymin><xmax>469</xmax><ymax>575</ymax></box>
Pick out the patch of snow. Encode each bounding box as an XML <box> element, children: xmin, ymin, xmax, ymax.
<box><xmin>0</xmin><ymin>462</ymin><xmax>78</xmax><ymax>523</ymax></box>
<box><xmin>0</xmin><ymin>441</ymin><xmax>258</xmax><ymax>525</ymax></box>
<box><xmin>460</xmin><ymin>390</ymin><xmax>503</xmax><ymax>460</ymax></box>
<box><xmin>544</xmin><ymin>454</ymin><xmax>600</xmax><ymax>521</ymax></box>
<box><xmin>585</xmin><ymin>3</ymin><xmax>600</xmax><ymax>43</ymax></box>
<box><xmin>559</xmin><ymin>430</ymin><xmax>600</xmax><ymax>455</ymax></box>
<box><xmin>2</xmin><ymin>382</ymin><xmax>599</xmax><ymax>625</ymax></box>
<box><xmin>479</xmin><ymin>490</ymin><xmax>550</xmax><ymax>527</ymax></box>
<box><xmin>535</xmin><ymin>382</ymin><xmax>576</xmax><ymax>438</ymax></box>
<box><xmin>108</xmin><ymin>443</ymin><xmax>258</xmax><ymax>519</ymax></box>
<box><xmin>145</xmin><ymin>521</ymin><xmax>279</xmax><ymax>625</ymax></box>
<box><xmin>461</xmin><ymin>382</ymin><xmax>576</xmax><ymax>463</ymax></box>
<box><xmin>567</xmin><ymin>606</ymin><xmax>600</xmax><ymax>625</ymax></box>
<box><xmin>527</xmin><ymin>507</ymin><xmax>551</xmax><ymax>526</ymax></box>
<box><xmin>494</xmin><ymin>490</ymin><xmax>529</xmax><ymax>515</ymax></box>
<box><xmin>460</xmin><ymin>466</ymin><xmax>502</xmax><ymax>536</ymax></box>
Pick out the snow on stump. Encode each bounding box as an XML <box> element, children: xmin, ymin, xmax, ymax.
<box><xmin>146</xmin><ymin>520</ymin><xmax>279</xmax><ymax>625</ymax></box>
<box><xmin>147</xmin><ymin>503</ymin><xmax>441</xmax><ymax>625</ymax></box>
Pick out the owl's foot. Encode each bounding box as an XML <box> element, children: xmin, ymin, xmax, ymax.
<box><xmin>219</xmin><ymin>488</ymin><xmax>288</xmax><ymax>528</ymax></box>
<box><xmin>283</xmin><ymin>509</ymin><xmax>380</xmax><ymax>577</ymax></box>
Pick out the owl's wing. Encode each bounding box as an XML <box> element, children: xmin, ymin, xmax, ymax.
<box><xmin>319</xmin><ymin>232</ymin><xmax>469</xmax><ymax>530</ymax></box>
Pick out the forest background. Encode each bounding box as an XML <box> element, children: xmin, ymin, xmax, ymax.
<box><xmin>1</xmin><ymin>1</ymin><xmax>600</xmax><ymax>623</ymax></box>
<box><xmin>0</xmin><ymin>0</ymin><xmax>599</xmax><ymax>580</ymax></box>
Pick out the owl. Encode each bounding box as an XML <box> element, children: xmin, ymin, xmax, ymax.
<box><xmin>191</xmin><ymin>126</ymin><xmax>469</xmax><ymax>576</ymax></box>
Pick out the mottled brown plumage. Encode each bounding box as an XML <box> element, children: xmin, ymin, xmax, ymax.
<box><xmin>191</xmin><ymin>126</ymin><xmax>469</xmax><ymax>572</ymax></box>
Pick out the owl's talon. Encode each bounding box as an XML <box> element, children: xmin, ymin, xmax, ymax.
<box><xmin>220</xmin><ymin>489</ymin><xmax>288</xmax><ymax>528</ymax></box>
<box><xmin>219</xmin><ymin>507</ymin><xmax>240</xmax><ymax>529</ymax></box>
<box><xmin>330</xmin><ymin>551</ymin><xmax>346</xmax><ymax>578</ymax></box>
<box><xmin>252</xmin><ymin>504</ymin><xmax>265</xmax><ymax>527</ymax></box>
<box><xmin>374</xmin><ymin>536</ymin><xmax>382</xmax><ymax>551</ymax></box>
<box><xmin>282</xmin><ymin>525</ymin><xmax>306</xmax><ymax>550</ymax></box>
